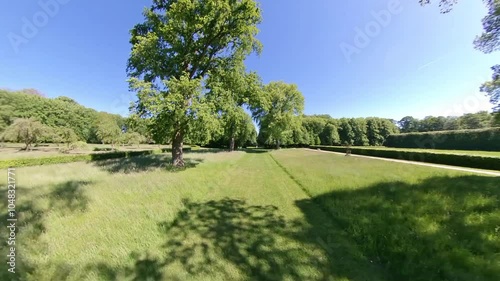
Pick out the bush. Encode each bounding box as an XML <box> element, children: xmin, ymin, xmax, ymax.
<box><xmin>310</xmin><ymin>145</ymin><xmax>500</xmax><ymax>170</ymax></box>
<box><xmin>384</xmin><ymin>128</ymin><xmax>500</xmax><ymax>151</ymax></box>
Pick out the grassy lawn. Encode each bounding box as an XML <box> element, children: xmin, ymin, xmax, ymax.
<box><xmin>0</xmin><ymin>143</ymin><xmax>171</xmax><ymax>160</ymax></box>
<box><xmin>1</xmin><ymin>149</ymin><xmax>498</xmax><ymax>281</ymax></box>
<box><xmin>327</xmin><ymin>145</ymin><xmax>500</xmax><ymax>158</ymax></box>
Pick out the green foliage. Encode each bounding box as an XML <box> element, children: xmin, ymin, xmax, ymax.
<box><xmin>0</xmin><ymin>89</ymin><xmax>125</xmax><ymax>143</ymax></box>
<box><xmin>0</xmin><ymin>118</ymin><xmax>51</xmax><ymax>150</ymax></box>
<box><xmin>206</xmin><ymin>59</ymin><xmax>262</xmax><ymax>150</ymax></box>
<box><xmin>481</xmin><ymin>65</ymin><xmax>500</xmax><ymax>115</ymax></box>
<box><xmin>384</xmin><ymin>127</ymin><xmax>500</xmax><ymax>151</ymax></box>
<box><xmin>254</xmin><ymin>82</ymin><xmax>305</xmax><ymax>148</ymax></box>
<box><xmin>58</xmin><ymin>128</ymin><xmax>80</xmax><ymax>146</ymax></box>
<box><xmin>128</xmin><ymin>0</ymin><xmax>262</xmax><ymax>165</ymax></box>
<box><xmin>95</xmin><ymin>114</ymin><xmax>122</xmax><ymax>146</ymax></box>
<box><xmin>312</xmin><ymin>145</ymin><xmax>500</xmax><ymax>170</ymax></box>
<box><xmin>398</xmin><ymin>112</ymin><xmax>496</xmax><ymax>133</ymax></box>
<box><xmin>120</xmin><ymin>131</ymin><xmax>146</xmax><ymax>147</ymax></box>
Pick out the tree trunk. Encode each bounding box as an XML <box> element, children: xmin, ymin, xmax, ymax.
<box><xmin>229</xmin><ymin>136</ymin><xmax>235</xmax><ymax>152</ymax></box>
<box><xmin>276</xmin><ymin>139</ymin><xmax>280</xmax><ymax>150</ymax></box>
<box><xmin>172</xmin><ymin>130</ymin><xmax>184</xmax><ymax>167</ymax></box>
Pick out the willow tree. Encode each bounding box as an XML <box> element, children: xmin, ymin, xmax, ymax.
<box><xmin>127</xmin><ymin>0</ymin><xmax>262</xmax><ymax>166</ymax></box>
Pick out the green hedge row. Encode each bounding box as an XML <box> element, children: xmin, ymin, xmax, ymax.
<box><xmin>310</xmin><ymin>145</ymin><xmax>500</xmax><ymax>171</ymax></box>
<box><xmin>0</xmin><ymin>149</ymin><xmax>165</xmax><ymax>169</ymax></box>
<box><xmin>0</xmin><ymin>147</ymin><xmax>197</xmax><ymax>169</ymax></box>
<box><xmin>384</xmin><ymin>128</ymin><xmax>500</xmax><ymax>151</ymax></box>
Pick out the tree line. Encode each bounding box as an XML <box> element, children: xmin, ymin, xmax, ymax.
<box><xmin>397</xmin><ymin>112</ymin><xmax>498</xmax><ymax>133</ymax></box>
<box><xmin>0</xmin><ymin>89</ymin><xmax>151</xmax><ymax>150</ymax></box>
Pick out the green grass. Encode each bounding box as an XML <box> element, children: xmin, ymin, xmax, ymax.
<box><xmin>0</xmin><ymin>149</ymin><xmax>498</xmax><ymax>281</ymax></box>
<box><xmin>328</xmin><ymin>145</ymin><xmax>500</xmax><ymax>158</ymax></box>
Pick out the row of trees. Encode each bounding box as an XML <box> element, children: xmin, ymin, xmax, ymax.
<box><xmin>257</xmin><ymin>115</ymin><xmax>399</xmax><ymax>148</ymax></box>
<box><xmin>398</xmin><ymin>111</ymin><xmax>498</xmax><ymax>133</ymax></box>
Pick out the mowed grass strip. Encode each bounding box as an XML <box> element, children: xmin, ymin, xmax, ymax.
<box><xmin>271</xmin><ymin>149</ymin><xmax>500</xmax><ymax>281</ymax></box>
<box><xmin>0</xmin><ymin>151</ymin><xmax>386</xmax><ymax>281</ymax></box>
<box><xmin>316</xmin><ymin>145</ymin><xmax>500</xmax><ymax>158</ymax></box>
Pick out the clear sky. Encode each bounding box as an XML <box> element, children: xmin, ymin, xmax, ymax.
<box><xmin>1</xmin><ymin>0</ymin><xmax>499</xmax><ymax>120</ymax></box>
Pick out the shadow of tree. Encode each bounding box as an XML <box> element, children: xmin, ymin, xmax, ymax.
<box><xmin>296</xmin><ymin>175</ymin><xmax>500</xmax><ymax>281</ymax></box>
<box><xmin>0</xmin><ymin>181</ymin><xmax>92</xmax><ymax>281</ymax></box>
<box><xmin>117</xmin><ymin>198</ymin><xmax>384</xmax><ymax>281</ymax></box>
<box><xmin>48</xmin><ymin>180</ymin><xmax>91</xmax><ymax>212</ymax></box>
<box><xmin>93</xmin><ymin>155</ymin><xmax>203</xmax><ymax>174</ymax></box>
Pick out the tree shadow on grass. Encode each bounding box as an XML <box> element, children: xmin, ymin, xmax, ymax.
<box><xmin>48</xmin><ymin>180</ymin><xmax>91</xmax><ymax>212</ymax></box>
<box><xmin>0</xmin><ymin>180</ymin><xmax>92</xmax><ymax>281</ymax></box>
<box><xmin>109</xmin><ymin>198</ymin><xmax>385</xmax><ymax>281</ymax></box>
<box><xmin>17</xmin><ymin>196</ymin><xmax>391</xmax><ymax>281</ymax></box>
<box><xmin>296</xmin><ymin>175</ymin><xmax>500</xmax><ymax>281</ymax></box>
<box><xmin>93</xmin><ymin>155</ymin><xmax>203</xmax><ymax>174</ymax></box>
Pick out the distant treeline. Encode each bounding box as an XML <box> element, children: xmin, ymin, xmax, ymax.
<box><xmin>397</xmin><ymin>112</ymin><xmax>498</xmax><ymax>133</ymax></box>
<box><xmin>0</xmin><ymin>89</ymin><xmax>149</xmax><ymax>145</ymax></box>
<box><xmin>258</xmin><ymin>115</ymin><xmax>400</xmax><ymax>147</ymax></box>
<box><xmin>2</xmin><ymin>89</ymin><xmax>499</xmax><ymax>150</ymax></box>
<box><xmin>385</xmin><ymin>128</ymin><xmax>500</xmax><ymax>151</ymax></box>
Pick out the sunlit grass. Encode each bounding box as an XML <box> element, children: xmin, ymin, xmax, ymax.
<box><xmin>322</xmin><ymin>145</ymin><xmax>500</xmax><ymax>158</ymax></box>
<box><xmin>0</xmin><ymin>149</ymin><xmax>498</xmax><ymax>281</ymax></box>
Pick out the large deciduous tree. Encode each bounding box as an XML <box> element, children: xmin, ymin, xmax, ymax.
<box><xmin>127</xmin><ymin>0</ymin><xmax>262</xmax><ymax>166</ymax></box>
<box><xmin>253</xmin><ymin>82</ymin><xmax>304</xmax><ymax>149</ymax></box>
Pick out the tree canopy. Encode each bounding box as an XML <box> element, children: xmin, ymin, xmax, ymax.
<box><xmin>253</xmin><ymin>82</ymin><xmax>305</xmax><ymax>149</ymax></box>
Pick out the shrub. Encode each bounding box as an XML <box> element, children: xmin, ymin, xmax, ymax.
<box><xmin>310</xmin><ymin>145</ymin><xmax>500</xmax><ymax>170</ymax></box>
<box><xmin>384</xmin><ymin>128</ymin><xmax>500</xmax><ymax>151</ymax></box>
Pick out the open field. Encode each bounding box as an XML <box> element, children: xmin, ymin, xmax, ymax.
<box><xmin>1</xmin><ymin>149</ymin><xmax>498</xmax><ymax>281</ymax></box>
<box><xmin>325</xmin><ymin>145</ymin><xmax>500</xmax><ymax>158</ymax></box>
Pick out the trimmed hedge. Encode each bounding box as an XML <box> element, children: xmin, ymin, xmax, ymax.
<box><xmin>0</xmin><ymin>147</ymin><xmax>199</xmax><ymax>169</ymax></box>
<box><xmin>0</xmin><ymin>150</ymin><xmax>161</xmax><ymax>169</ymax></box>
<box><xmin>310</xmin><ymin>145</ymin><xmax>500</xmax><ymax>171</ymax></box>
<box><xmin>384</xmin><ymin>128</ymin><xmax>500</xmax><ymax>151</ymax></box>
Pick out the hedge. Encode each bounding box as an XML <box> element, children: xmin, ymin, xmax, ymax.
<box><xmin>384</xmin><ymin>128</ymin><xmax>500</xmax><ymax>151</ymax></box>
<box><xmin>0</xmin><ymin>149</ymin><xmax>164</xmax><ymax>169</ymax></box>
<box><xmin>310</xmin><ymin>145</ymin><xmax>500</xmax><ymax>171</ymax></box>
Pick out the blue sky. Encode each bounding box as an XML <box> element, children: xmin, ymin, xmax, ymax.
<box><xmin>1</xmin><ymin>0</ymin><xmax>499</xmax><ymax>120</ymax></box>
